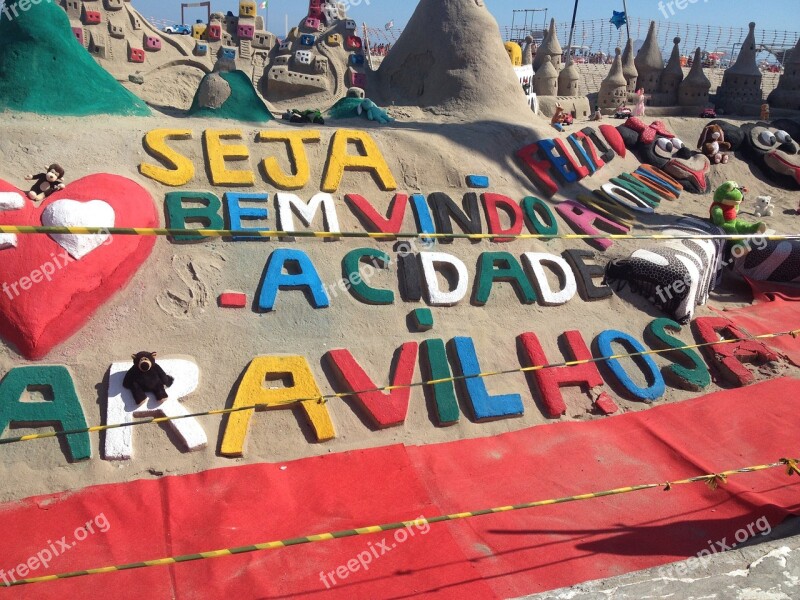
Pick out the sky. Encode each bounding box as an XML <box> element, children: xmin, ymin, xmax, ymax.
<box><xmin>134</xmin><ymin>0</ymin><xmax>800</xmax><ymax>36</ymax></box>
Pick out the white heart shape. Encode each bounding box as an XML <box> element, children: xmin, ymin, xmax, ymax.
<box><xmin>0</xmin><ymin>234</ymin><xmax>17</xmax><ymax>250</ymax></box>
<box><xmin>0</xmin><ymin>192</ymin><xmax>25</xmax><ymax>250</ymax></box>
<box><xmin>42</xmin><ymin>200</ymin><xmax>116</xmax><ymax>260</ymax></box>
<box><xmin>0</xmin><ymin>191</ymin><xmax>25</xmax><ymax>210</ymax></box>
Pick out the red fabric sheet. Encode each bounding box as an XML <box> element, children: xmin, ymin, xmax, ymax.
<box><xmin>2</xmin><ymin>378</ymin><xmax>800</xmax><ymax>599</ymax></box>
<box><xmin>711</xmin><ymin>293</ymin><xmax>800</xmax><ymax>366</ymax></box>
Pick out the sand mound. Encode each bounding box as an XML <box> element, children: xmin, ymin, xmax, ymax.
<box><xmin>0</xmin><ymin>1</ymin><xmax>149</xmax><ymax>116</ymax></box>
<box><xmin>188</xmin><ymin>71</ymin><xmax>273</xmax><ymax>122</ymax></box>
<box><xmin>373</xmin><ymin>0</ymin><xmax>533</xmax><ymax>119</ymax></box>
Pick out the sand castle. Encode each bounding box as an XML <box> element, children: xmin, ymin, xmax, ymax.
<box><xmin>523</xmin><ymin>18</ymin><xmax>590</xmax><ymax>120</ymax></box>
<box><xmin>679</xmin><ymin>47</ymin><xmax>712</xmax><ymax>106</ymax></box>
<box><xmin>600</xmin><ymin>24</ymin><xmax>715</xmax><ymax>113</ymax></box>
<box><xmin>621</xmin><ymin>38</ymin><xmax>638</xmax><ymax>96</ymax></box>
<box><xmin>715</xmin><ymin>22</ymin><xmax>763</xmax><ymax>114</ymax></box>
<box><xmin>56</xmin><ymin>0</ymin><xmax>365</xmax><ymax>109</ymax></box>
<box><xmin>533</xmin><ymin>18</ymin><xmax>563</xmax><ymax>71</ymax></box>
<box><xmin>631</xmin><ymin>24</ymin><xmax>684</xmax><ymax>107</ymax></box>
<box><xmin>598</xmin><ymin>48</ymin><xmax>629</xmax><ymax>112</ymax></box>
<box><xmin>659</xmin><ymin>37</ymin><xmax>685</xmax><ymax>105</ymax></box>
<box><xmin>634</xmin><ymin>21</ymin><xmax>663</xmax><ymax>94</ymax></box>
<box><xmin>768</xmin><ymin>36</ymin><xmax>800</xmax><ymax>110</ymax></box>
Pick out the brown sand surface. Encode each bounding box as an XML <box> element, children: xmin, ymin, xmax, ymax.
<box><xmin>0</xmin><ymin>107</ymin><xmax>796</xmax><ymax>504</ymax></box>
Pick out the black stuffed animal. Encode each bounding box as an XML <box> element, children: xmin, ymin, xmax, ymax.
<box><xmin>123</xmin><ymin>352</ymin><xmax>174</xmax><ymax>405</ymax></box>
<box><xmin>25</xmin><ymin>164</ymin><xmax>66</xmax><ymax>202</ymax></box>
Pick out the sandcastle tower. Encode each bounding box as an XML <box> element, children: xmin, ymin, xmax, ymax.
<box><xmin>635</xmin><ymin>21</ymin><xmax>663</xmax><ymax>93</ymax></box>
<box><xmin>598</xmin><ymin>47</ymin><xmax>628</xmax><ymax>111</ymax></box>
<box><xmin>679</xmin><ymin>47</ymin><xmax>712</xmax><ymax>106</ymax></box>
<box><xmin>533</xmin><ymin>18</ymin><xmax>562</xmax><ymax>71</ymax></box>
<box><xmin>768</xmin><ymin>36</ymin><xmax>800</xmax><ymax>110</ymax></box>
<box><xmin>621</xmin><ymin>38</ymin><xmax>638</xmax><ymax>96</ymax></box>
<box><xmin>522</xmin><ymin>36</ymin><xmax>536</xmax><ymax>66</ymax></box>
<box><xmin>659</xmin><ymin>37</ymin><xmax>684</xmax><ymax>105</ymax></box>
<box><xmin>715</xmin><ymin>22</ymin><xmax>763</xmax><ymax>113</ymax></box>
<box><xmin>558</xmin><ymin>57</ymin><xmax>580</xmax><ymax>96</ymax></box>
<box><xmin>533</xmin><ymin>59</ymin><xmax>558</xmax><ymax>96</ymax></box>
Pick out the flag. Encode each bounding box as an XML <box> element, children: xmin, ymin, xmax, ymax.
<box><xmin>385</xmin><ymin>20</ymin><xmax>394</xmax><ymax>30</ymax></box>
<box><xmin>259</xmin><ymin>1</ymin><xmax>267</xmax><ymax>9</ymax></box>
<box><xmin>610</xmin><ymin>11</ymin><xmax>627</xmax><ymax>30</ymax></box>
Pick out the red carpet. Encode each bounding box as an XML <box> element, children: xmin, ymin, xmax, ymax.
<box><xmin>2</xmin><ymin>378</ymin><xmax>800</xmax><ymax>599</ymax></box>
<box><xmin>711</xmin><ymin>290</ymin><xmax>800</xmax><ymax>366</ymax></box>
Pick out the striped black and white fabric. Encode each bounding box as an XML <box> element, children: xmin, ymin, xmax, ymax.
<box><xmin>732</xmin><ymin>240</ymin><xmax>800</xmax><ymax>284</ymax></box>
<box><xmin>604</xmin><ymin>218</ymin><xmax>726</xmax><ymax>323</ymax></box>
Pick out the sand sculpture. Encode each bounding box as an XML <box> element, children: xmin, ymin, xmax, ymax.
<box><xmin>601</xmin><ymin>25</ymin><xmax>715</xmax><ymax>113</ymax></box>
<box><xmin>768</xmin><ymin>36</ymin><xmax>800</xmax><ymax>110</ymax></box>
<box><xmin>532</xmin><ymin>18</ymin><xmax>563</xmax><ymax>71</ymax></box>
<box><xmin>659</xmin><ymin>37</ymin><xmax>685</xmax><ymax>106</ymax></box>
<box><xmin>715</xmin><ymin>22</ymin><xmax>763</xmax><ymax>114</ymax></box>
<box><xmin>632</xmin><ymin>25</ymin><xmax>682</xmax><ymax>107</ymax></box>
<box><xmin>0</xmin><ymin>0</ymin><xmax>149</xmax><ymax>115</ymax></box>
<box><xmin>374</xmin><ymin>0</ymin><xmax>533</xmax><ymax>117</ymax></box>
<box><xmin>634</xmin><ymin>21</ymin><xmax>663</xmax><ymax>94</ymax></box>
<box><xmin>56</xmin><ymin>0</ymin><xmax>365</xmax><ymax>109</ymax></box>
<box><xmin>0</xmin><ymin>1</ymin><xmax>799</xmax><ymax>597</ymax></box>
<box><xmin>621</xmin><ymin>38</ymin><xmax>638</xmax><ymax>96</ymax></box>
<box><xmin>679</xmin><ymin>47</ymin><xmax>712</xmax><ymax>106</ymax></box>
<box><xmin>598</xmin><ymin>48</ymin><xmax>629</xmax><ymax>112</ymax></box>
<box><xmin>521</xmin><ymin>19</ymin><xmax>590</xmax><ymax>120</ymax></box>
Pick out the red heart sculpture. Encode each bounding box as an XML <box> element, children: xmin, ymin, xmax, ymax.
<box><xmin>0</xmin><ymin>174</ymin><xmax>158</xmax><ymax>359</ymax></box>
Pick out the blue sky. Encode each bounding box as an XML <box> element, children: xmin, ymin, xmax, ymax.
<box><xmin>135</xmin><ymin>0</ymin><xmax>799</xmax><ymax>35</ymax></box>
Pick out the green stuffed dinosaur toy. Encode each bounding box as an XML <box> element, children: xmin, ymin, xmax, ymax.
<box><xmin>709</xmin><ymin>181</ymin><xmax>766</xmax><ymax>235</ymax></box>
<box><xmin>357</xmin><ymin>99</ymin><xmax>394</xmax><ymax>124</ymax></box>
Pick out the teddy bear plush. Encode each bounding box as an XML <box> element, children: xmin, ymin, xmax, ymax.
<box><xmin>123</xmin><ymin>351</ymin><xmax>175</xmax><ymax>405</ymax></box>
<box><xmin>697</xmin><ymin>124</ymin><xmax>732</xmax><ymax>164</ymax></box>
<box><xmin>753</xmin><ymin>196</ymin><xmax>774</xmax><ymax>217</ymax></box>
<box><xmin>709</xmin><ymin>181</ymin><xmax>766</xmax><ymax>235</ymax></box>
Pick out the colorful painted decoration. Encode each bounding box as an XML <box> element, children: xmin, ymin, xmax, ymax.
<box><xmin>742</xmin><ymin>121</ymin><xmax>800</xmax><ymax>186</ymax></box>
<box><xmin>618</xmin><ymin>118</ymin><xmax>711</xmax><ymax>194</ymax></box>
<box><xmin>0</xmin><ymin>366</ymin><xmax>90</xmax><ymax>461</ymax></box>
<box><xmin>693</xmin><ymin>317</ymin><xmax>781</xmax><ymax>386</ymax></box>
<box><xmin>257</xmin><ymin>249</ymin><xmax>330</xmax><ymax>311</ymax></box>
<box><xmin>604</xmin><ymin>217</ymin><xmax>725</xmax><ymax>324</ymax></box>
<box><xmin>0</xmin><ymin>175</ymin><xmax>158</xmax><ymax>359</ymax></box>
<box><xmin>106</xmin><ymin>359</ymin><xmax>206</xmax><ymax>460</ymax></box>
<box><xmin>646</xmin><ymin>318</ymin><xmax>711</xmax><ymax>391</ymax></box>
<box><xmin>596</xmin><ymin>330</ymin><xmax>666</xmax><ymax>401</ymax></box>
<box><xmin>518</xmin><ymin>330</ymin><xmax>604</xmax><ymax>417</ymax></box>
<box><xmin>731</xmin><ymin>239</ymin><xmax>800</xmax><ymax>283</ymax></box>
<box><xmin>451</xmin><ymin>337</ymin><xmax>525</xmax><ymax>420</ymax></box>
<box><xmin>420</xmin><ymin>251</ymin><xmax>469</xmax><ymax>306</ymax></box>
<box><xmin>220</xmin><ymin>356</ymin><xmax>336</xmax><ymax>457</ymax></box>
<box><xmin>326</xmin><ymin>343</ymin><xmax>419</xmax><ymax>428</ymax></box>
<box><xmin>420</xmin><ymin>339</ymin><xmax>460</xmax><ymax>425</ymax></box>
